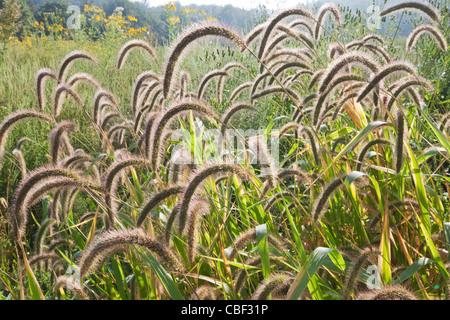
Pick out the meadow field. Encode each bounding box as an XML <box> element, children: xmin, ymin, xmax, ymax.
<box><xmin>0</xmin><ymin>0</ymin><xmax>450</xmax><ymax>300</ymax></box>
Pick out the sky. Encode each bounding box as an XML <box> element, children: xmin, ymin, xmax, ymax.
<box><xmin>133</xmin><ymin>0</ymin><xmax>309</xmax><ymax>11</ymax></box>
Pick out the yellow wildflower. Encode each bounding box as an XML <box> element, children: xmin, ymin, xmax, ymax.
<box><xmin>168</xmin><ymin>16</ymin><xmax>180</xmax><ymax>25</ymax></box>
<box><xmin>165</xmin><ymin>2</ymin><xmax>176</xmax><ymax>10</ymax></box>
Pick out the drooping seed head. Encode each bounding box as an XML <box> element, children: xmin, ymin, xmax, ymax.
<box><xmin>230</xmin><ymin>81</ymin><xmax>252</xmax><ymax>103</ymax></box>
<box><xmin>248</xmin><ymin>135</ymin><xmax>277</xmax><ymax>188</ymax></box>
<box><xmin>406</xmin><ymin>24</ymin><xmax>448</xmax><ymax>51</ymax></box>
<box><xmin>357</xmin><ymin>284</ymin><xmax>418</xmax><ymax>300</ymax></box>
<box><xmin>394</xmin><ymin>108</ymin><xmax>407</xmax><ymax>173</ymax></box>
<box><xmin>355</xmin><ymin>138</ymin><xmax>393</xmax><ymax>171</ymax></box>
<box><xmin>327</xmin><ymin>42</ymin><xmax>345</xmax><ymax>59</ymax></box>
<box><xmin>57</xmin><ymin>50</ymin><xmax>98</xmax><ymax>83</ymax></box>
<box><xmin>163</xmin><ymin>21</ymin><xmax>245</xmax><ymax>99</ymax></box>
<box><xmin>9</xmin><ymin>165</ymin><xmax>100</xmax><ymax>242</ymax></box>
<box><xmin>50</xmin><ymin>120</ymin><xmax>78</xmax><ymax>164</ymax></box>
<box><xmin>78</xmin><ymin>228</ymin><xmax>185</xmax><ymax>280</ymax></box>
<box><xmin>102</xmin><ymin>154</ymin><xmax>149</xmax><ymax>228</ymax></box>
<box><xmin>380</xmin><ymin>1</ymin><xmax>441</xmax><ymax>24</ymax></box>
<box><xmin>228</xmin><ymin>228</ymin><xmax>289</xmax><ymax>261</ymax></box>
<box><xmin>35</xmin><ymin>68</ymin><xmax>58</xmax><ymax>111</ymax></box>
<box><xmin>166</xmin><ymin>163</ymin><xmax>252</xmax><ymax>241</ymax></box>
<box><xmin>52</xmin><ymin>83</ymin><xmax>84</xmax><ymax>118</ymax></box>
<box><xmin>131</xmin><ymin>71</ymin><xmax>161</xmax><ymax>115</ymax></box>
<box><xmin>257</xmin><ymin>7</ymin><xmax>314</xmax><ymax>61</ymax></box>
<box><xmin>312</xmin><ymin>174</ymin><xmax>350</xmax><ymax>222</ymax></box>
<box><xmin>92</xmin><ymin>88</ymin><xmax>119</xmax><ymax>125</ymax></box>
<box><xmin>67</xmin><ymin>72</ymin><xmax>101</xmax><ymax>91</ymax></box>
<box><xmin>0</xmin><ymin>110</ymin><xmax>53</xmax><ymax>173</ymax></box>
<box><xmin>55</xmin><ymin>275</ymin><xmax>89</xmax><ymax>300</ymax></box>
<box><xmin>117</xmin><ymin>39</ymin><xmax>157</xmax><ymax>70</ymax></box>
<box><xmin>319</xmin><ymin>51</ymin><xmax>380</xmax><ymax>93</ymax></box>
<box><xmin>251</xmin><ymin>273</ymin><xmax>293</xmax><ymax>300</ymax></box>
<box><xmin>136</xmin><ymin>185</ymin><xmax>184</xmax><ymax>226</ymax></box>
<box><xmin>314</xmin><ymin>3</ymin><xmax>342</xmax><ymax>41</ymax></box>
<box><xmin>357</xmin><ymin>61</ymin><xmax>417</xmax><ymax>103</ymax></box>
<box><xmin>149</xmin><ymin>98</ymin><xmax>218</xmax><ymax>170</ymax></box>
<box><xmin>197</xmin><ymin>69</ymin><xmax>229</xmax><ymax>99</ymax></box>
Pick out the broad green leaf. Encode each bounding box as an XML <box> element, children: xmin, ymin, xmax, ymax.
<box><xmin>138</xmin><ymin>250</ymin><xmax>184</xmax><ymax>300</ymax></box>
<box><xmin>286</xmin><ymin>247</ymin><xmax>338</xmax><ymax>300</ymax></box>
<box><xmin>394</xmin><ymin>258</ymin><xmax>433</xmax><ymax>284</ymax></box>
<box><xmin>418</xmin><ymin>108</ymin><xmax>450</xmax><ymax>154</ymax></box>
<box><xmin>326</xmin><ymin>127</ymin><xmax>354</xmax><ymax>141</ymax></box>
<box><xmin>256</xmin><ymin>224</ymin><xmax>270</xmax><ymax>279</ymax></box>
<box><xmin>344</xmin><ymin>171</ymin><xmax>368</xmax><ymax>188</ymax></box>
<box><xmin>111</xmin><ymin>257</ymin><xmax>129</xmax><ymax>300</ymax></box>
<box><xmin>20</xmin><ymin>245</ymin><xmax>44</xmax><ymax>300</ymax></box>
<box><xmin>322</xmin><ymin>121</ymin><xmax>391</xmax><ymax>175</ymax></box>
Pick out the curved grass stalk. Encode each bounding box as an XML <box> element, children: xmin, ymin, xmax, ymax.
<box><xmin>57</xmin><ymin>50</ymin><xmax>98</xmax><ymax>82</ymax></box>
<box><xmin>166</xmin><ymin>163</ymin><xmax>251</xmax><ymax>241</ymax></box>
<box><xmin>314</xmin><ymin>3</ymin><xmax>342</xmax><ymax>41</ymax></box>
<box><xmin>0</xmin><ymin>110</ymin><xmax>53</xmax><ymax>172</ymax></box>
<box><xmin>163</xmin><ymin>21</ymin><xmax>245</xmax><ymax>98</ymax></box>
<box><xmin>406</xmin><ymin>24</ymin><xmax>448</xmax><ymax>51</ymax></box>
<box><xmin>78</xmin><ymin>228</ymin><xmax>185</xmax><ymax>280</ymax></box>
<box><xmin>380</xmin><ymin>1</ymin><xmax>441</xmax><ymax>24</ymax></box>
<box><xmin>117</xmin><ymin>39</ymin><xmax>157</xmax><ymax>70</ymax></box>
<box><xmin>35</xmin><ymin>68</ymin><xmax>58</xmax><ymax>111</ymax></box>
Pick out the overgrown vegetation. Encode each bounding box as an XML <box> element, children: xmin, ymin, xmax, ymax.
<box><xmin>0</xmin><ymin>0</ymin><xmax>450</xmax><ymax>301</ymax></box>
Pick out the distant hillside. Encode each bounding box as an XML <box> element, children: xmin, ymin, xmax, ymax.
<box><xmin>20</xmin><ymin>0</ymin><xmax>445</xmax><ymax>41</ymax></box>
<box><xmin>29</xmin><ymin>0</ymin><xmax>267</xmax><ymax>42</ymax></box>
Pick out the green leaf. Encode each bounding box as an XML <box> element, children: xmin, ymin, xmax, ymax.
<box><xmin>323</xmin><ymin>121</ymin><xmax>391</xmax><ymax>174</ymax></box>
<box><xmin>394</xmin><ymin>257</ymin><xmax>433</xmax><ymax>284</ymax></box>
<box><xmin>138</xmin><ymin>250</ymin><xmax>184</xmax><ymax>300</ymax></box>
<box><xmin>184</xmin><ymin>273</ymin><xmax>234</xmax><ymax>298</ymax></box>
<box><xmin>417</xmin><ymin>108</ymin><xmax>450</xmax><ymax>154</ymax></box>
<box><xmin>326</xmin><ymin>127</ymin><xmax>354</xmax><ymax>141</ymax></box>
<box><xmin>444</xmin><ymin>222</ymin><xmax>450</xmax><ymax>262</ymax></box>
<box><xmin>256</xmin><ymin>224</ymin><xmax>270</xmax><ymax>279</ymax></box>
<box><xmin>20</xmin><ymin>246</ymin><xmax>44</xmax><ymax>300</ymax></box>
<box><xmin>286</xmin><ymin>247</ymin><xmax>339</xmax><ymax>300</ymax></box>
<box><xmin>111</xmin><ymin>257</ymin><xmax>129</xmax><ymax>300</ymax></box>
<box><xmin>406</xmin><ymin>145</ymin><xmax>449</xmax><ymax>280</ymax></box>
<box><xmin>344</xmin><ymin>171</ymin><xmax>368</xmax><ymax>188</ymax></box>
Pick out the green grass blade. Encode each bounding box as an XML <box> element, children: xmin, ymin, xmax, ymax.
<box><xmin>406</xmin><ymin>145</ymin><xmax>449</xmax><ymax>280</ymax></box>
<box><xmin>418</xmin><ymin>108</ymin><xmax>450</xmax><ymax>154</ymax></box>
<box><xmin>323</xmin><ymin>121</ymin><xmax>391</xmax><ymax>174</ymax></box>
<box><xmin>138</xmin><ymin>250</ymin><xmax>185</xmax><ymax>300</ymax></box>
<box><xmin>394</xmin><ymin>257</ymin><xmax>433</xmax><ymax>284</ymax></box>
<box><xmin>256</xmin><ymin>224</ymin><xmax>270</xmax><ymax>279</ymax></box>
<box><xmin>286</xmin><ymin>247</ymin><xmax>339</xmax><ymax>300</ymax></box>
<box><xmin>445</xmin><ymin>222</ymin><xmax>450</xmax><ymax>262</ymax></box>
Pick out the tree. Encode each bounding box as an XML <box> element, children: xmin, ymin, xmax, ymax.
<box><xmin>0</xmin><ymin>0</ymin><xmax>22</xmax><ymax>46</ymax></box>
